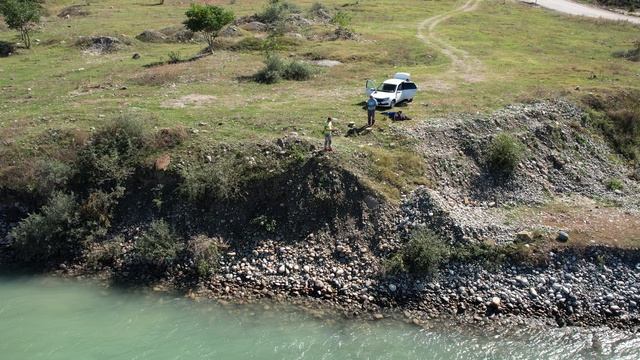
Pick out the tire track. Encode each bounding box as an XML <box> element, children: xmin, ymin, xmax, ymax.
<box><xmin>417</xmin><ymin>0</ymin><xmax>484</xmax><ymax>86</ymax></box>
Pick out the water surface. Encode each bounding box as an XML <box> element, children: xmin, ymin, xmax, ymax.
<box><xmin>0</xmin><ymin>277</ymin><xmax>638</xmax><ymax>359</ymax></box>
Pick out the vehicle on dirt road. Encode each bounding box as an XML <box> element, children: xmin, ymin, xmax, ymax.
<box><xmin>365</xmin><ymin>73</ymin><xmax>418</xmax><ymax>108</ymax></box>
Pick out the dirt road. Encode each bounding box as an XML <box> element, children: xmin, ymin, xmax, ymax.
<box><xmin>417</xmin><ymin>0</ymin><xmax>485</xmax><ymax>87</ymax></box>
<box><xmin>523</xmin><ymin>0</ymin><xmax>640</xmax><ymax>24</ymax></box>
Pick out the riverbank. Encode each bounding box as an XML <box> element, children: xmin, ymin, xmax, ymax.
<box><xmin>2</xmin><ymin>98</ymin><xmax>639</xmax><ymax>331</ymax></box>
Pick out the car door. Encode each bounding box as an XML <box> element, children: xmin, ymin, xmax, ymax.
<box><xmin>403</xmin><ymin>82</ymin><xmax>417</xmax><ymax>100</ymax></box>
<box><xmin>396</xmin><ymin>83</ymin><xmax>405</xmax><ymax>102</ymax></box>
<box><xmin>365</xmin><ymin>79</ymin><xmax>377</xmax><ymax>97</ymax></box>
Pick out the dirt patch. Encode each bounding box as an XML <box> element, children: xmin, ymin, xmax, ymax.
<box><xmin>161</xmin><ymin>94</ymin><xmax>217</xmax><ymax>109</ymax></box>
<box><xmin>529</xmin><ymin>197</ymin><xmax>640</xmax><ymax>248</ymax></box>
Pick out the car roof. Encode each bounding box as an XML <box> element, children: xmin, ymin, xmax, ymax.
<box><xmin>382</xmin><ymin>78</ymin><xmax>415</xmax><ymax>85</ymax></box>
<box><xmin>382</xmin><ymin>79</ymin><xmax>404</xmax><ymax>85</ymax></box>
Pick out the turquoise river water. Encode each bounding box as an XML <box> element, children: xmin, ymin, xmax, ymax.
<box><xmin>0</xmin><ymin>276</ymin><xmax>638</xmax><ymax>360</ymax></box>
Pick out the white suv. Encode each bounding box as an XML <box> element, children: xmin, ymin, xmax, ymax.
<box><xmin>365</xmin><ymin>73</ymin><xmax>418</xmax><ymax>108</ymax></box>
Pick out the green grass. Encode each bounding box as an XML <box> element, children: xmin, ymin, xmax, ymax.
<box><xmin>1</xmin><ymin>0</ymin><xmax>639</xmax><ymax>199</ymax></box>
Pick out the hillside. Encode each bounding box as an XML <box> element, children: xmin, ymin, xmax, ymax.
<box><xmin>1</xmin><ymin>0</ymin><xmax>640</xmax><ymax>328</ymax></box>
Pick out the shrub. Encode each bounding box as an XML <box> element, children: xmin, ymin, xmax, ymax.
<box><xmin>229</xmin><ymin>36</ymin><xmax>265</xmax><ymax>51</ymax></box>
<box><xmin>76</xmin><ymin>116</ymin><xmax>147</xmax><ymax>190</ymax></box>
<box><xmin>154</xmin><ymin>126</ymin><xmax>188</xmax><ymax>149</ymax></box>
<box><xmin>79</xmin><ymin>187</ymin><xmax>124</xmax><ymax>237</ymax></box>
<box><xmin>32</xmin><ymin>159</ymin><xmax>74</xmax><ymax>198</ymax></box>
<box><xmin>582</xmin><ymin>92</ymin><xmax>640</xmax><ymax>161</ymax></box>
<box><xmin>251</xmin><ymin>215</ymin><xmax>278</xmax><ymax>233</ymax></box>
<box><xmin>330</xmin><ymin>10</ymin><xmax>352</xmax><ymax>29</ymax></box>
<box><xmin>179</xmin><ymin>157</ymin><xmax>245</xmax><ymax>202</ymax></box>
<box><xmin>309</xmin><ymin>2</ymin><xmax>329</xmax><ymax>17</ymax></box>
<box><xmin>282</xmin><ymin>60</ymin><xmax>313</xmax><ymax>80</ymax></box>
<box><xmin>254</xmin><ymin>53</ymin><xmax>285</xmax><ymax>84</ymax></box>
<box><xmin>184</xmin><ymin>235</ymin><xmax>221</xmax><ymax>278</ymax></box>
<box><xmin>401</xmin><ymin>228</ymin><xmax>450</xmax><ymax>276</ymax></box>
<box><xmin>167</xmin><ymin>51</ymin><xmax>182</xmax><ymax>64</ymax></box>
<box><xmin>10</xmin><ymin>192</ymin><xmax>83</xmax><ymax>264</ymax></box>
<box><xmin>605</xmin><ymin>178</ymin><xmax>624</xmax><ymax>191</ymax></box>
<box><xmin>131</xmin><ymin>220</ymin><xmax>181</xmax><ymax>268</ymax></box>
<box><xmin>612</xmin><ymin>40</ymin><xmax>640</xmax><ymax>62</ymax></box>
<box><xmin>257</xmin><ymin>0</ymin><xmax>300</xmax><ymax>24</ymax></box>
<box><xmin>254</xmin><ymin>54</ymin><xmax>313</xmax><ymax>83</ymax></box>
<box><xmin>486</xmin><ymin>133</ymin><xmax>525</xmax><ymax>175</ymax></box>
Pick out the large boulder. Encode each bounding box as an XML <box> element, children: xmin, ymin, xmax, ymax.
<box><xmin>241</xmin><ymin>21</ymin><xmax>267</xmax><ymax>32</ymax></box>
<box><xmin>136</xmin><ymin>30</ymin><xmax>167</xmax><ymax>43</ymax></box>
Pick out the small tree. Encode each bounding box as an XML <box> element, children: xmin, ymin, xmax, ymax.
<box><xmin>0</xmin><ymin>0</ymin><xmax>42</xmax><ymax>49</ymax></box>
<box><xmin>183</xmin><ymin>4</ymin><xmax>234</xmax><ymax>52</ymax></box>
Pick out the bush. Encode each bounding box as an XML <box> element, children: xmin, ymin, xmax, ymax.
<box><xmin>254</xmin><ymin>54</ymin><xmax>313</xmax><ymax>83</ymax></box>
<box><xmin>10</xmin><ymin>192</ymin><xmax>83</xmax><ymax>264</ymax></box>
<box><xmin>154</xmin><ymin>126</ymin><xmax>188</xmax><ymax>149</ymax></box>
<box><xmin>257</xmin><ymin>0</ymin><xmax>300</xmax><ymax>24</ymax></box>
<box><xmin>282</xmin><ymin>60</ymin><xmax>313</xmax><ymax>80</ymax></box>
<box><xmin>131</xmin><ymin>220</ymin><xmax>181</xmax><ymax>268</ymax></box>
<box><xmin>582</xmin><ymin>92</ymin><xmax>640</xmax><ymax>162</ymax></box>
<box><xmin>167</xmin><ymin>51</ymin><xmax>182</xmax><ymax>64</ymax></box>
<box><xmin>76</xmin><ymin>116</ymin><xmax>147</xmax><ymax>190</ymax></box>
<box><xmin>78</xmin><ymin>187</ymin><xmax>124</xmax><ymax>237</ymax></box>
<box><xmin>254</xmin><ymin>53</ymin><xmax>285</xmax><ymax>83</ymax></box>
<box><xmin>184</xmin><ymin>235</ymin><xmax>221</xmax><ymax>278</ymax></box>
<box><xmin>32</xmin><ymin>159</ymin><xmax>74</xmax><ymax>198</ymax></box>
<box><xmin>330</xmin><ymin>10</ymin><xmax>352</xmax><ymax>29</ymax></box>
<box><xmin>402</xmin><ymin>229</ymin><xmax>450</xmax><ymax>276</ymax></box>
<box><xmin>309</xmin><ymin>2</ymin><xmax>329</xmax><ymax>16</ymax></box>
<box><xmin>605</xmin><ymin>178</ymin><xmax>624</xmax><ymax>191</ymax></box>
<box><xmin>386</xmin><ymin>228</ymin><xmax>449</xmax><ymax>277</ymax></box>
<box><xmin>486</xmin><ymin>133</ymin><xmax>525</xmax><ymax>175</ymax></box>
<box><xmin>612</xmin><ymin>40</ymin><xmax>640</xmax><ymax>62</ymax></box>
<box><xmin>179</xmin><ymin>157</ymin><xmax>246</xmax><ymax>202</ymax></box>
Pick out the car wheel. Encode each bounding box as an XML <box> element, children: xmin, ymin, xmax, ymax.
<box><xmin>391</xmin><ymin>100</ymin><xmax>396</xmax><ymax>108</ymax></box>
<box><xmin>408</xmin><ymin>98</ymin><xmax>413</xmax><ymax>103</ymax></box>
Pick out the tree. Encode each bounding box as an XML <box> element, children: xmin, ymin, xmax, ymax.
<box><xmin>0</xmin><ymin>0</ymin><xmax>42</xmax><ymax>49</ymax></box>
<box><xmin>183</xmin><ymin>4</ymin><xmax>234</xmax><ymax>52</ymax></box>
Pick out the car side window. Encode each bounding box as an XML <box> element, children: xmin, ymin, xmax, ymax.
<box><xmin>404</xmin><ymin>82</ymin><xmax>417</xmax><ymax>90</ymax></box>
<box><xmin>397</xmin><ymin>83</ymin><xmax>404</xmax><ymax>91</ymax></box>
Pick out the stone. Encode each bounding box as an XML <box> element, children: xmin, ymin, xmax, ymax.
<box><xmin>277</xmin><ymin>265</ymin><xmax>286</xmax><ymax>274</ymax></box>
<box><xmin>515</xmin><ymin>276</ymin><xmax>529</xmax><ymax>287</ymax></box>
<box><xmin>136</xmin><ymin>30</ymin><xmax>167</xmax><ymax>43</ymax></box>
<box><xmin>556</xmin><ymin>231</ymin><xmax>569</xmax><ymax>242</ymax></box>
<box><xmin>490</xmin><ymin>296</ymin><xmax>501</xmax><ymax>308</ymax></box>
<box><xmin>515</xmin><ymin>231</ymin><xmax>533</xmax><ymax>243</ymax></box>
<box><xmin>312</xmin><ymin>59</ymin><xmax>343</xmax><ymax>67</ymax></box>
<box><xmin>241</xmin><ymin>21</ymin><xmax>267</xmax><ymax>32</ymax></box>
<box><xmin>388</xmin><ymin>284</ymin><xmax>397</xmax><ymax>292</ymax></box>
<box><xmin>220</xmin><ymin>25</ymin><xmax>242</xmax><ymax>37</ymax></box>
<box><xmin>364</xmin><ymin>195</ymin><xmax>380</xmax><ymax>210</ymax></box>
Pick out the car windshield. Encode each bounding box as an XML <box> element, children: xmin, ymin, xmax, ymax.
<box><xmin>377</xmin><ymin>83</ymin><xmax>397</xmax><ymax>93</ymax></box>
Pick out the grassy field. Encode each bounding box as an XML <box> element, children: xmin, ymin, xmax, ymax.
<box><xmin>1</xmin><ymin>0</ymin><xmax>639</xmax><ymax>197</ymax></box>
